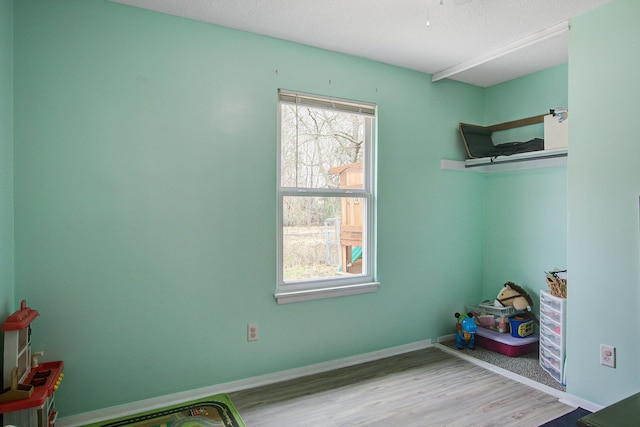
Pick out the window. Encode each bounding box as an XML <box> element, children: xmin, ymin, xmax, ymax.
<box><xmin>276</xmin><ymin>90</ymin><xmax>379</xmax><ymax>304</ymax></box>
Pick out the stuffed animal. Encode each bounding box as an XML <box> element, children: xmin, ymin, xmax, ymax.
<box><xmin>454</xmin><ymin>312</ymin><xmax>477</xmax><ymax>350</ymax></box>
<box><xmin>494</xmin><ymin>281</ymin><xmax>534</xmax><ymax>311</ymax></box>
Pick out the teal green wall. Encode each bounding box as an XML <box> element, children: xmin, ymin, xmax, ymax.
<box><xmin>567</xmin><ymin>0</ymin><xmax>640</xmax><ymax>406</ymax></box>
<box><xmin>13</xmin><ymin>0</ymin><xmax>485</xmax><ymax>415</ymax></box>
<box><xmin>0</xmin><ymin>0</ymin><xmax>14</xmax><ymax>318</ymax></box>
<box><xmin>482</xmin><ymin>167</ymin><xmax>567</xmax><ymax>307</ymax></box>
<box><xmin>481</xmin><ymin>65</ymin><xmax>568</xmax><ymax>309</ymax></box>
<box><xmin>485</xmin><ymin>64</ymin><xmax>568</xmax><ymax>125</ymax></box>
<box><xmin>486</xmin><ymin>64</ymin><xmax>568</xmax><ymax>144</ymax></box>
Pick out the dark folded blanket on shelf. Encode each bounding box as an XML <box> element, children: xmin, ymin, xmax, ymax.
<box><xmin>459</xmin><ymin>123</ymin><xmax>543</xmax><ymax>159</ymax></box>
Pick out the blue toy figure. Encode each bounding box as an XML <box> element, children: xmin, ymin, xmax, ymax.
<box><xmin>455</xmin><ymin>312</ymin><xmax>477</xmax><ymax>350</ymax></box>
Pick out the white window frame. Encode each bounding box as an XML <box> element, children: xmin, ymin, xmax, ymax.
<box><xmin>275</xmin><ymin>89</ymin><xmax>379</xmax><ymax>304</ymax></box>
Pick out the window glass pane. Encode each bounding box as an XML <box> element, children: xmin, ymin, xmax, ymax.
<box><xmin>280</xmin><ymin>104</ymin><xmax>368</xmax><ymax>189</ymax></box>
<box><xmin>283</xmin><ymin>195</ymin><xmax>365</xmax><ymax>282</ymax></box>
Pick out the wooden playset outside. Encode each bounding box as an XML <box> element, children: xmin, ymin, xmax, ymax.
<box><xmin>329</xmin><ymin>162</ymin><xmax>364</xmax><ymax>274</ymax></box>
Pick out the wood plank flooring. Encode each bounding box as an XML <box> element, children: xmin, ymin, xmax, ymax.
<box><xmin>229</xmin><ymin>347</ymin><xmax>574</xmax><ymax>426</ymax></box>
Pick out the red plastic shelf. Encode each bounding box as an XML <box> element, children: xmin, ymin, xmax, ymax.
<box><xmin>0</xmin><ymin>361</ymin><xmax>64</xmax><ymax>413</ymax></box>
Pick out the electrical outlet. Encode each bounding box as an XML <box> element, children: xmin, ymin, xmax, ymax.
<box><xmin>600</xmin><ymin>344</ymin><xmax>616</xmax><ymax>368</ymax></box>
<box><xmin>247</xmin><ymin>323</ymin><xmax>259</xmax><ymax>342</ymax></box>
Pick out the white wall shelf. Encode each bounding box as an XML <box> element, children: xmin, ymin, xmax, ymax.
<box><xmin>441</xmin><ymin>148</ymin><xmax>567</xmax><ymax>172</ymax></box>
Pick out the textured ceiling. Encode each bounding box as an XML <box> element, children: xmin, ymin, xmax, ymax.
<box><xmin>111</xmin><ymin>0</ymin><xmax>611</xmax><ymax>87</ymax></box>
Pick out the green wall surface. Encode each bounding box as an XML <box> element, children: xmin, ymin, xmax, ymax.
<box><xmin>485</xmin><ymin>64</ymin><xmax>568</xmax><ymax>144</ymax></box>
<box><xmin>482</xmin><ymin>167</ymin><xmax>567</xmax><ymax>307</ymax></box>
<box><xmin>567</xmin><ymin>0</ymin><xmax>640</xmax><ymax>406</ymax></box>
<box><xmin>0</xmin><ymin>0</ymin><xmax>14</xmax><ymax>318</ymax></box>
<box><xmin>12</xmin><ymin>0</ymin><xmax>486</xmax><ymax>416</ymax></box>
<box><xmin>484</xmin><ymin>64</ymin><xmax>568</xmax><ymax>125</ymax></box>
<box><xmin>481</xmin><ymin>65</ymin><xmax>568</xmax><ymax>309</ymax></box>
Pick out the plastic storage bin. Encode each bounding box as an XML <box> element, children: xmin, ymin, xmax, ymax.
<box><xmin>509</xmin><ymin>315</ymin><xmax>534</xmax><ymax>338</ymax></box>
<box><xmin>540</xmin><ymin>335</ymin><xmax>561</xmax><ymax>359</ymax></box>
<box><xmin>539</xmin><ymin>289</ymin><xmax>566</xmax><ymax>385</ymax></box>
<box><xmin>540</xmin><ymin>305</ymin><xmax>561</xmax><ymax>323</ymax></box>
<box><xmin>468</xmin><ymin>301</ymin><xmax>522</xmax><ymax>333</ymax></box>
<box><xmin>475</xmin><ymin>327</ymin><xmax>538</xmax><ymax>357</ymax></box>
<box><xmin>541</xmin><ymin>291</ymin><xmax>562</xmax><ymax>311</ymax></box>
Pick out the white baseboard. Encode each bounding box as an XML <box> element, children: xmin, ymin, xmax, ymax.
<box><xmin>57</xmin><ymin>339</ymin><xmax>433</xmax><ymax>427</ymax></box>
<box><xmin>559</xmin><ymin>394</ymin><xmax>603</xmax><ymax>413</ymax></box>
<box><xmin>437</xmin><ymin>333</ymin><xmax>456</xmax><ymax>342</ymax></box>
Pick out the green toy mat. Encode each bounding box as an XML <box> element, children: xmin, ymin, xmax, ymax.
<box><xmin>85</xmin><ymin>393</ymin><xmax>246</xmax><ymax>427</ymax></box>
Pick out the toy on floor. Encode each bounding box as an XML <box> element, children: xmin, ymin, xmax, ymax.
<box><xmin>475</xmin><ymin>326</ymin><xmax>539</xmax><ymax>356</ymax></box>
<box><xmin>495</xmin><ymin>282</ymin><xmax>539</xmax><ymax>331</ymax></box>
<box><xmin>494</xmin><ymin>281</ymin><xmax>534</xmax><ymax>311</ymax></box>
<box><xmin>508</xmin><ymin>314</ymin><xmax>535</xmax><ymax>337</ymax></box>
<box><xmin>455</xmin><ymin>312</ymin><xmax>477</xmax><ymax>350</ymax></box>
<box><xmin>0</xmin><ymin>300</ymin><xmax>64</xmax><ymax>426</ymax></box>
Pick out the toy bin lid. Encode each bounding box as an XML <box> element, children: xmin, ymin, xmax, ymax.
<box><xmin>1</xmin><ymin>300</ymin><xmax>39</xmax><ymax>331</ymax></box>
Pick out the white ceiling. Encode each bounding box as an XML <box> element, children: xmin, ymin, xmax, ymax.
<box><xmin>111</xmin><ymin>0</ymin><xmax>611</xmax><ymax>87</ymax></box>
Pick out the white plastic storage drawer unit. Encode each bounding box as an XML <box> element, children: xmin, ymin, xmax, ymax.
<box><xmin>539</xmin><ymin>289</ymin><xmax>566</xmax><ymax>385</ymax></box>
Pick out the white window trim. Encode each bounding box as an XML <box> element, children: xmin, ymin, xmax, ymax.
<box><xmin>275</xmin><ymin>89</ymin><xmax>378</xmax><ymax>304</ymax></box>
<box><xmin>275</xmin><ymin>282</ymin><xmax>381</xmax><ymax>305</ymax></box>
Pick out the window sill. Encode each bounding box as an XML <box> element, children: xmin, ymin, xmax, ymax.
<box><xmin>275</xmin><ymin>282</ymin><xmax>381</xmax><ymax>304</ymax></box>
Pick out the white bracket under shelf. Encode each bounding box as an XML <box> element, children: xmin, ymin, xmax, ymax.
<box><xmin>441</xmin><ymin>148</ymin><xmax>567</xmax><ymax>172</ymax></box>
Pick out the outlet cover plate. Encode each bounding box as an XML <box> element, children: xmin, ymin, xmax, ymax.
<box><xmin>600</xmin><ymin>344</ymin><xmax>616</xmax><ymax>368</ymax></box>
<box><xmin>247</xmin><ymin>323</ymin><xmax>259</xmax><ymax>341</ymax></box>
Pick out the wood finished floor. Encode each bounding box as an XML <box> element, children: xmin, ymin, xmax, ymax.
<box><xmin>229</xmin><ymin>347</ymin><xmax>574</xmax><ymax>427</ymax></box>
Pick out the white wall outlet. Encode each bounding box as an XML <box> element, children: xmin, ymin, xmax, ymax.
<box><xmin>600</xmin><ymin>344</ymin><xmax>616</xmax><ymax>368</ymax></box>
<box><xmin>247</xmin><ymin>323</ymin><xmax>259</xmax><ymax>342</ymax></box>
